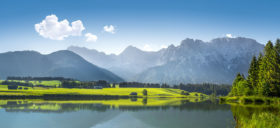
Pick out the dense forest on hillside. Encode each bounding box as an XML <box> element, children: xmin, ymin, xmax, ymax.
<box><xmin>229</xmin><ymin>39</ymin><xmax>280</xmax><ymax>97</ymax></box>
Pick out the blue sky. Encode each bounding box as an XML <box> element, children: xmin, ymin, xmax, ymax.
<box><xmin>0</xmin><ymin>0</ymin><xmax>280</xmax><ymax>54</ymax></box>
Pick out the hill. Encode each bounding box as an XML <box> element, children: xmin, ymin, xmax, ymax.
<box><xmin>0</xmin><ymin>50</ymin><xmax>123</xmax><ymax>82</ymax></box>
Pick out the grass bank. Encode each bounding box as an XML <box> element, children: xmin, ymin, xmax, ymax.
<box><xmin>220</xmin><ymin>96</ymin><xmax>280</xmax><ymax>105</ymax></box>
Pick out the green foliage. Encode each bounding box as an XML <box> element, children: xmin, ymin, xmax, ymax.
<box><xmin>180</xmin><ymin>91</ymin><xmax>189</xmax><ymax>95</ymax></box>
<box><xmin>231</xmin><ymin>105</ymin><xmax>280</xmax><ymax>128</ymax></box>
<box><xmin>230</xmin><ymin>39</ymin><xmax>280</xmax><ymax>97</ymax></box>
<box><xmin>248</xmin><ymin>56</ymin><xmax>259</xmax><ymax>92</ymax></box>
<box><xmin>230</xmin><ymin>73</ymin><xmax>245</xmax><ymax>96</ymax></box>
<box><xmin>142</xmin><ymin>89</ymin><xmax>148</xmax><ymax>96</ymax></box>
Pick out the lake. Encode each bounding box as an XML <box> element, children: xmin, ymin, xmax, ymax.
<box><xmin>0</xmin><ymin>98</ymin><xmax>278</xmax><ymax>128</ymax></box>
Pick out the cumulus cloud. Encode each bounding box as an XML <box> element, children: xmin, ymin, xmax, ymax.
<box><xmin>103</xmin><ymin>25</ymin><xmax>115</xmax><ymax>34</ymax></box>
<box><xmin>226</xmin><ymin>34</ymin><xmax>233</xmax><ymax>38</ymax></box>
<box><xmin>85</xmin><ymin>33</ymin><xmax>98</xmax><ymax>42</ymax></box>
<box><xmin>35</xmin><ymin>14</ymin><xmax>85</xmax><ymax>40</ymax></box>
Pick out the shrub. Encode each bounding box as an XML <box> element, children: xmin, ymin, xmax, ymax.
<box><xmin>8</xmin><ymin>85</ymin><xmax>18</xmax><ymax>90</ymax></box>
<box><xmin>142</xmin><ymin>89</ymin><xmax>148</xmax><ymax>96</ymax></box>
<box><xmin>181</xmin><ymin>91</ymin><xmax>189</xmax><ymax>95</ymax></box>
<box><xmin>130</xmin><ymin>92</ymin><xmax>137</xmax><ymax>96</ymax></box>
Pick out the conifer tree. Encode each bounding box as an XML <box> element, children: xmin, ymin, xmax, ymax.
<box><xmin>275</xmin><ymin>39</ymin><xmax>280</xmax><ymax>55</ymax></box>
<box><xmin>247</xmin><ymin>56</ymin><xmax>258</xmax><ymax>92</ymax></box>
<box><xmin>230</xmin><ymin>73</ymin><xmax>244</xmax><ymax>96</ymax></box>
<box><xmin>255</xmin><ymin>53</ymin><xmax>263</xmax><ymax>95</ymax></box>
<box><xmin>273</xmin><ymin>39</ymin><xmax>280</xmax><ymax>96</ymax></box>
<box><xmin>258</xmin><ymin>41</ymin><xmax>279</xmax><ymax>96</ymax></box>
<box><xmin>230</xmin><ymin>39</ymin><xmax>280</xmax><ymax>97</ymax></box>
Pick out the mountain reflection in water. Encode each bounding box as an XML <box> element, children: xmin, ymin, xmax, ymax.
<box><xmin>1</xmin><ymin>98</ymin><xmax>277</xmax><ymax>128</ymax></box>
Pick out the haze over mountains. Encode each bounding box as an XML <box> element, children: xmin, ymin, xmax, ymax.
<box><xmin>68</xmin><ymin>37</ymin><xmax>264</xmax><ymax>84</ymax></box>
<box><xmin>0</xmin><ymin>37</ymin><xmax>264</xmax><ymax>84</ymax></box>
<box><xmin>0</xmin><ymin>50</ymin><xmax>123</xmax><ymax>82</ymax></box>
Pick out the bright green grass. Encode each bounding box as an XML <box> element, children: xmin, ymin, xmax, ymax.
<box><xmin>0</xmin><ymin>88</ymin><xmax>208</xmax><ymax>98</ymax></box>
<box><xmin>7</xmin><ymin>80</ymin><xmax>61</xmax><ymax>87</ymax></box>
<box><xmin>29</xmin><ymin>80</ymin><xmax>61</xmax><ymax>87</ymax></box>
<box><xmin>0</xmin><ymin>85</ymin><xmax>8</xmax><ymax>90</ymax></box>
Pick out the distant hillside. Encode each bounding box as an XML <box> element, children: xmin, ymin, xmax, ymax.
<box><xmin>68</xmin><ymin>37</ymin><xmax>264</xmax><ymax>84</ymax></box>
<box><xmin>68</xmin><ymin>45</ymin><xmax>161</xmax><ymax>79</ymax></box>
<box><xmin>0</xmin><ymin>50</ymin><xmax>123</xmax><ymax>82</ymax></box>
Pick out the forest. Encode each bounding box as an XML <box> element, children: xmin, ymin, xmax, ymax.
<box><xmin>229</xmin><ymin>39</ymin><xmax>280</xmax><ymax>97</ymax></box>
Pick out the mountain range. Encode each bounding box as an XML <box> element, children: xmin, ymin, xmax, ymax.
<box><xmin>0</xmin><ymin>50</ymin><xmax>123</xmax><ymax>82</ymax></box>
<box><xmin>68</xmin><ymin>37</ymin><xmax>264</xmax><ymax>84</ymax></box>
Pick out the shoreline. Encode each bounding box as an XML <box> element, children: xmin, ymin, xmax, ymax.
<box><xmin>219</xmin><ymin>96</ymin><xmax>280</xmax><ymax>105</ymax></box>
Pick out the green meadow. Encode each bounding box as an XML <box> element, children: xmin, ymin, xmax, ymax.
<box><xmin>0</xmin><ymin>80</ymin><xmax>208</xmax><ymax>98</ymax></box>
<box><xmin>0</xmin><ymin>87</ymin><xmax>207</xmax><ymax>98</ymax></box>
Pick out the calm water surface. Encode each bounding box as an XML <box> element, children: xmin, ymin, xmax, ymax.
<box><xmin>0</xmin><ymin>98</ymin><xmax>274</xmax><ymax>128</ymax></box>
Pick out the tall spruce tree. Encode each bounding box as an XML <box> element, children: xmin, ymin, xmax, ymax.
<box><xmin>274</xmin><ymin>39</ymin><xmax>280</xmax><ymax>96</ymax></box>
<box><xmin>255</xmin><ymin>53</ymin><xmax>263</xmax><ymax>95</ymax></box>
<box><xmin>275</xmin><ymin>39</ymin><xmax>280</xmax><ymax>55</ymax></box>
<box><xmin>247</xmin><ymin>56</ymin><xmax>258</xmax><ymax>93</ymax></box>
<box><xmin>258</xmin><ymin>41</ymin><xmax>280</xmax><ymax>96</ymax></box>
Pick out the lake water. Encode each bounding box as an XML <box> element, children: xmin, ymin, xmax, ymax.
<box><xmin>0</xmin><ymin>98</ymin><xmax>278</xmax><ymax>128</ymax></box>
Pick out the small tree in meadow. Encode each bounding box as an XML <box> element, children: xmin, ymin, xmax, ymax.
<box><xmin>143</xmin><ymin>89</ymin><xmax>148</xmax><ymax>96</ymax></box>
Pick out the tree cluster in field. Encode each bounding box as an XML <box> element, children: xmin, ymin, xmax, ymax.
<box><xmin>61</xmin><ymin>80</ymin><xmax>110</xmax><ymax>88</ymax></box>
<box><xmin>229</xmin><ymin>39</ymin><xmax>280</xmax><ymax>97</ymax></box>
<box><xmin>174</xmin><ymin>83</ymin><xmax>231</xmax><ymax>96</ymax></box>
<box><xmin>2</xmin><ymin>81</ymin><xmax>34</xmax><ymax>87</ymax></box>
<box><xmin>118</xmin><ymin>82</ymin><xmax>161</xmax><ymax>88</ymax></box>
<box><xmin>6</xmin><ymin>76</ymin><xmax>74</xmax><ymax>81</ymax></box>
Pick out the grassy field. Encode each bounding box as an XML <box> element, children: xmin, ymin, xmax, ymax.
<box><xmin>29</xmin><ymin>80</ymin><xmax>61</xmax><ymax>87</ymax></box>
<box><xmin>6</xmin><ymin>80</ymin><xmax>61</xmax><ymax>87</ymax></box>
<box><xmin>0</xmin><ymin>79</ymin><xmax>208</xmax><ymax>98</ymax></box>
<box><xmin>0</xmin><ymin>87</ymin><xmax>207</xmax><ymax>98</ymax></box>
<box><xmin>0</xmin><ymin>85</ymin><xmax>7</xmax><ymax>90</ymax></box>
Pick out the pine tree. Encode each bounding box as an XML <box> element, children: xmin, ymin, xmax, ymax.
<box><xmin>255</xmin><ymin>53</ymin><xmax>263</xmax><ymax>95</ymax></box>
<box><xmin>247</xmin><ymin>56</ymin><xmax>258</xmax><ymax>93</ymax></box>
<box><xmin>230</xmin><ymin>39</ymin><xmax>280</xmax><ymax>97</ymax></box>
<box><xmin>258</xmin><ymin>41</ymin><xmax>279</xmax><ymax>96</ymax></box>
<box><xmin>274</xmin><ymin>39</ymin><xmax>280</xmax><ymax>96</ymax></box>
<box><xmin>230</xmin><ymin>73</ymin><xmax>245</xmax><ymax>96</ymax></box>
<box><xmin>275</xmin><ymin>39</ymin><xmax>280</xmax><ymax>55</ymax></box>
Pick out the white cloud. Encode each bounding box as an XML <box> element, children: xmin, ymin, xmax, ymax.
<box><xmin>226</xmin><ymin>34</ymin><xmax>233</xmax><ymax>38</ymax></box>
<box><xmin>103</xmin><ymin>25</ymin><xmax>115</xmax><ymax>34</ymax></box>
<box><xmin>160</xmin><ymin>45</ymin><xmax>168</xmax><ymax>49</ymax></box>
<box><xmin>85</xmin><ymin>33</ymin><xmax>98</xmax><ymax>42</ymax></box>
<box><xmin>142</xmin><ymin>44</ymin><xmax>168</xmax><ymax>51</ymax></box>
<box><xmin>35</xmin><ymin>14</ymin><xmax>85</xmax><ymax>40</ymax></box>
<box><xmin>142</xmin><ymin>44</ymin><xmax>153</xmax><ymax>51</ymax></box>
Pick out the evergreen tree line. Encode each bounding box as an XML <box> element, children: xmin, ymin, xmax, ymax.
<box><xmin>229</xmin><ymin>39</ymin><xmax>280</xmax><ymax>97</ymax></box>
<box><xmin>118</xmin><ymin>82</ymin><xmax>161</xmax><ymax>88</ymax></box>
<box><xmin>6</xmin><ymin>76</ymin><xmax>74</xmax><ymax>81</ymax></box>
<box><xmin>175</xmin><ymin>83</ymin><xmax>231</xmax><ymax>96</ymax></box>
<box><xmin>61</xmin><ymin>80</ymin><xmax>110</xmax><ymax>88</ymax></box>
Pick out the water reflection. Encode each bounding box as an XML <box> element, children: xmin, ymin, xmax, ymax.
<box><xmin>231</xmin><ymin>104</ymin><xmax>280</xmax><ymax>128</ymax></box>
<box><xmin>0</xmin><ymin>98</ymin><xmax>234</xmax><ymax>128</ymax></box>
